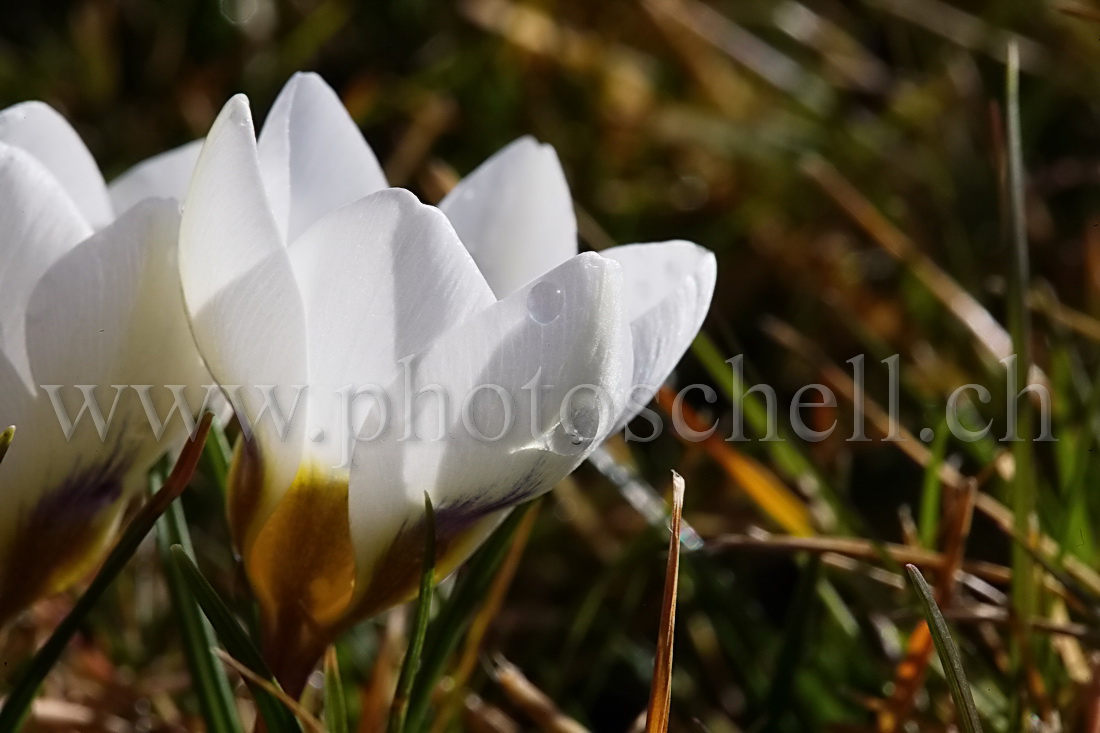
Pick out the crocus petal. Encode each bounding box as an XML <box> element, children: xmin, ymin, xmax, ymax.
<box><xmin>439</xmin><ymin>137</ymin><xmax>577</xmax><ymax>298</ymax></box>
<box><xmin>602</xmin><ymin>241</ymin><xmax>717</xmax><ymax>430</ymax></box>
<box><xmin>347</xmin><ymin>252</ymin><xmax>631</xmax><ymax>611</ymax></box>
<box><xmin>0</xmin><ymin>101</ymin><xmax>113</xmax><ymax>229</ymax></box>
<box><xmin>258</xmin><ymin>72</ymin><xmax>387</xmax><ymax>245</ymax></box>
<box><xmin>179</xmin><ymin>95</ymin><xmax>309</xmax><ymax>538</ymax></box>
<box><xmin>288</xmin><ymin>188</ymin><xmax>494</xmax><ymax>468</ymax></box>
<box><xmin>26</xmin><ymin>199</ymin><xmax>208</xmax><ymax>460</ymax></box>
<box><xmin>109</xmin><ymin>139</ymin><xmax>203</xmax><ymax>216</ymax></box>
<box><xmin>0</xmin><ymin>143</ymin><xmax>93</xmax><ymax>389</ymax></box>
<box><xmin>0</xmin><ymin>200</ymin><xmax>206</xmax><ymax>621</ymax></box>
<box><xmin>0</xmin><ymin>385</ymin><xmax>133</xmax><ymax>623</ymax></box>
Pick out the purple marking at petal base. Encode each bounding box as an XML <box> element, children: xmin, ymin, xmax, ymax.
<box><xmin>26</xmin><ymin>446</ymin><xmax>134</xmax><ymax>529</ymax></box>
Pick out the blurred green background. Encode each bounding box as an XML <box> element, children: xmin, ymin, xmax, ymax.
<box><xmin>7</xmin><ymin>0</ymin><xmax>1100</xmax><ymax>731</ymax></box>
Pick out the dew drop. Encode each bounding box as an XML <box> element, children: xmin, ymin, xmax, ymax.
<box><xmin>309</xmin><ymin>427</ymin><xmax>325</xmax><ymax>442</ymax></box>
<box><xmin>548</xmin><ymin>389</ymin><xmax>602</xmax><ymax>455</ymax></box>
<box><xmin>526</xmin><ymin>281</ymin><xmax>564</xmax><ymax>325</ymax></box>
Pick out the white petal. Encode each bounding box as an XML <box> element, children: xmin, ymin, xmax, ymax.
<box><xmin>180</xmin><ymin>95</ymin><xmax>309</xmax><ymax>502</ymax></box>
<box><xmin>0</xmin><ymin>101</ymin><xmax>112</xmax><ymax>229</ymax></box>
<box><xmin>0</xmin><ymin>143</ymin><xmax>93</xmax><ymax>389</ymax></box>
<box><xmin>439</xmin><ymin>137</ymin><xmax>577</xmax><ymax>298</ymax></box>
<box><xmin>108</xmin><ymin>139</ymin><xmax>203</xmax><ymax>215</ymax></box>
<box><xmin>602</xmin><ymin>241</ymin><xmax>716</xmax><ymax>430</ymax></box>
<box><xmin>347</xmin><ymin>252</ymin><xmax>630</xmax><ymax>594</ymax></box>
<box><xmin>0</xmin><ymin>201</ymin><xmax>209</xmax><ymax>588</ymax></box>
<box><xmin>26</xmin><ymin>199</ymin><xmax>209</xmax><ymax>461</ymax></box>
<box><xmin>288</xmin><ymin>189</ymin><xmax>494</xmax><ymax>468</ymax></box>
<box><xmin>258</xmin><ymin>72</ymin><xmax>387</xmax><ymax>244</ymax></box>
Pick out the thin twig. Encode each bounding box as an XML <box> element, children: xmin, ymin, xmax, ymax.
<box><xmin>214</xmin><ymin>649</ymin><xmax>324</xmax><ymax>733</ymax></box>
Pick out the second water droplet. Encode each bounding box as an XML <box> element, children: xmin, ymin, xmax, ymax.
<box><xmin>526</xmin><ymin>281</ymin><xmax>564</xmax><ymax>325</ymax></box>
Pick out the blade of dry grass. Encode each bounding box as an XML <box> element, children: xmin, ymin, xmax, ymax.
<box><xmin>357</xmin><ymin>611</ymin><xmax>407</xmax><ymax>733</ymax></box>
<box><xmin>492</xmin><ymin>656</ymin><xmax>589</xmax><ymax>733</ymax></box>
<box><xmin>709</xmin><ymin>532</ymin><xmax>1032</xmax><ymax>590</ymax></box>
<box><xmin>214</xmin><ymin>649</ymin><xmax>323</xmax><ymax>733</ymax></box>
<box><xmin>802</xmin><ymin>154</ymin><xmax>1048</xmax><ymax>390</ymax></box>
<box><xmin>462</xmin><ymin>694</ymin><xmax>520</xmax><ymax>733</ymax></box>
<box><xmin>1057</xmin><ymin>2</ymin><xmax>1100</xmax><ymax>23</ymax></box>
<box><xmin>761</xmin><ymin>317</ymin><xmax>983</xmax><ymax>492</ymax></box>
<box><xmin>1084</xmin><ymin>654</ymin><xmax>1100</xmax><ymax>733</ymax></box>
<box><xmin>866</xmin><ymin>0</ymin><xmax>1047</xmax><ymax>70</ymax></box>
<box><xmin>642</xmin><ymin>0</ymin><xmax>831</xmax><ymax>113</ymax></box>
<box><xmin>644</xmin><ymin>471</ymin><xmax>685</xmax><ymax>733</ymax></box>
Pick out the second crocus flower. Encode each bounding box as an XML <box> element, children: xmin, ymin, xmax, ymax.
<box><xmin>178</xmin><ymin>73</ymin><xmax>715</xmax><ymax>693</ymax></box>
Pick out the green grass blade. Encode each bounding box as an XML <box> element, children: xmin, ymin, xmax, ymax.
<box><xmin>201</xmin><ymin>418</ymin><xmax>234</xmax><ymax>490</ymax></box>
<box><xmin>169</xmin><ymin>546</ymin><xmax>301</xmax><ymax>733</ymax></box>
<box><xmin>918</xmin><ymin>418</ymin><xmax>949</xmax><ymax>549</ymax></box>
<box><xmin>389</xmin><ymin>493</ymin><xmax>437</xmax><ymax>733</ymax></box>
<box><xmin>1004</xmin><ymin>40</ymin><xmax>1037</xmax><ymax>635</ymax></box>
<box><xmin>323</xmin><ymin>647</ymin><xmax>349</xmax><ymax>733</ymax></box>
<box><xmin>404</xmin><ymin>502</ymin><xmax>535</xmax><ymax>732</ymax></box>
<box><xmin>0</xmin><ymin>425</ymin><xmax>13</xmax><ymax>467</ymax></box>
<box><xmin>0</xmin><ymin>414</ymin><xmax>213</xmax><ymax>731</ymax></box>
<box><xmin>905</xmin><ymin>565</ymin><xmax>984</xmax><ymax>733</ymax></box>
<box><xmin>154</xmin><ymin>469</ymin><xmax>242</xmax><ymax>733</ymax></box>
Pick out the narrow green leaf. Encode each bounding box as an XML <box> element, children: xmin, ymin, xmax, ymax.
<box><xmin>1004</xmin><ymin>39</ymin><xmax>1037</xmax><ymax>638</ymax></box>
<box><xmin>404</xmin><ymin>502</ymin><xmax>535</xmax><ymax>732</ymax></box>
<box><xmin>0</xmin><ymin>425</ymin><xmax>13</xmax><ymax>467</ymax></box>
<box><xmin>154</xmin><ymin>467</ymin><xmax>242</xmax><ymax>733</ymax></box>
<box><xmin>201</xmin><ymin>417</ymin><xmax>234</xmax><ymax>490</ymax></box>
<box><xmin>905</xmin><ymin>565</ymin><xmax>984</xmax><ymax>733</ymax></box>
<box><xmin>323</xmin><ymin>647</ymin><xmax>349</xmax><ymax>733</ymax></box>
<box><xmin>389</xmin><ymin>493</ymin><xmax>437</xmax><ymax>733</ymax></box>
<box><xmin>169</xmin><ymin>545</ymin><xmax>302</xmax><ymax>733</ymax></box>
<box><xmin>918</xmin><ymin>418</ymin><xmax>949</xmax><ymax>549</ymax></box>
<box><xmin>0</xmin><ymin>414</ymin><xmax>213</xmax><ymax>731</ymax></box>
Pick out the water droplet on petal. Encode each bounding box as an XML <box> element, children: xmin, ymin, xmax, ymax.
<box><xmin>548</xmin><ymin>389</ymin><xmax>602</xmax><ymax>455</ymax></box>
<box><xmin>309</xmin><ymin>427</ymin><xmax>325</xmax><ymax>442</ymax></box>
<box><xmin>527</xmin><ymin>281</ymin><xmax>564</xmax><ymax>325</ymax></box>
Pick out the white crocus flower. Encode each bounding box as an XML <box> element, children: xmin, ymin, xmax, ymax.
<box><xmin>178</xmin><ymin>73</ymin><xmax>714</xmax><ymax>693</ymax></box>
<box><xmin>0</xmin><ymin>104</ymin><xmax>208</xmax><ymax>624</ymax></box>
